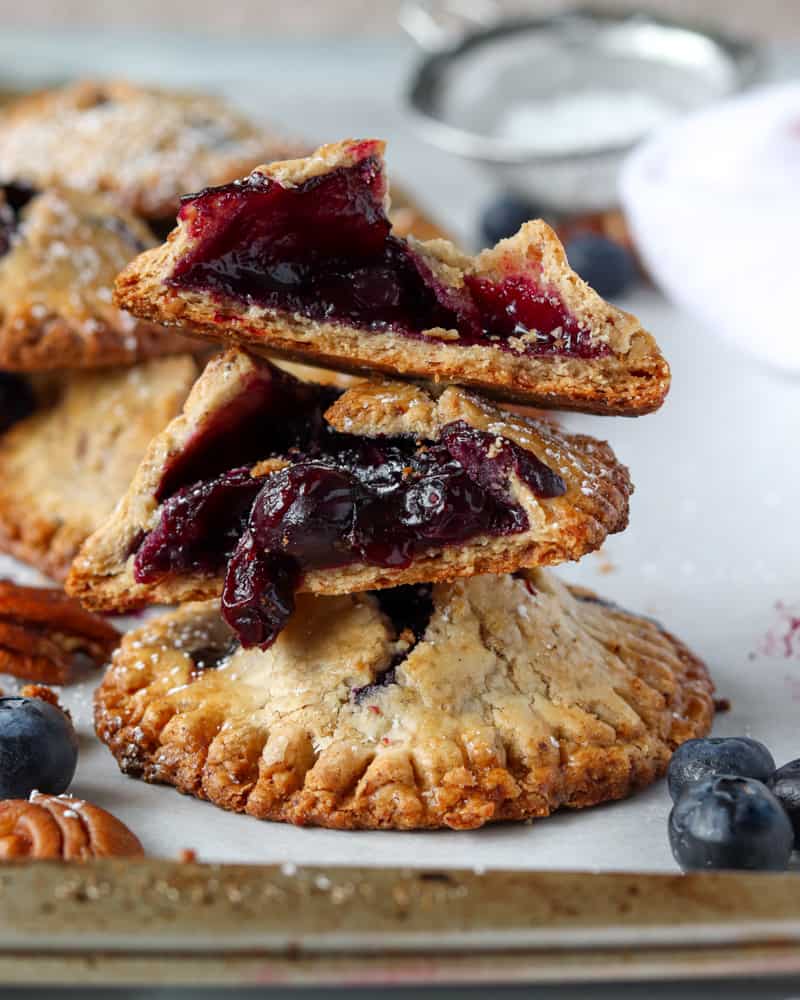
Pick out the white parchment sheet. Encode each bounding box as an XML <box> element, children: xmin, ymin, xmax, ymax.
<box><xmin>3</xmin><ymin>289</ymin><xmax>797</xmax><ymax>871</ymax></box>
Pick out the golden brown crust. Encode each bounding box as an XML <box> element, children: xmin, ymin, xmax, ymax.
<box><xmin>66</xmin><ymin>349</ymin><xmax>632</xmax><ymax>611</ymax></box>
<box><xmin>0</xmin><ymin>356</ymin><xmax>199</xmax><ymax>580</ymax></box>
<box><xmin>114</xmin><ymin>138</ymin><xmax>669</xmax><ymax>415</ymax></box>
<box><xmin>0</xmin><ymin>80</ymin><xmax>301</xmax><ymax>221</ymax></box>
<box><xmin>0</xmin><ymin>186</ymin><xmax>201</xmax><ymax>370</ymax></box>
<box><xmin>0</xmin><ymin>793</ymin><xmax>144</xmax><ymax>859</ymax></box>
<box><xmin>94</xmin><ymin>570</ymin><xmax>714</xmax><ymax>831</ymax></box>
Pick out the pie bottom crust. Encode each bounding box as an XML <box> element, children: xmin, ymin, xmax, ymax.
<box><xmin>95</xmin><ymin>570</ymin><xmax>714</xmax><ymax>831</ymax></box>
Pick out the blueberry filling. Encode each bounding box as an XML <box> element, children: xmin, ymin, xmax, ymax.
<box><xmin>0</xmin><ymin>372</ymin><xmax>36</xmax><ymax>434</ymax></box>
<box><xmin>133</xmin><ymin>374</ymin><xmax>566</xmax><ymax>649</ymax></box>
<box><xmin>136</xmin><ymin>467</ymin><xmax>264</xmax><ymax>578</ymax></box>
<box><xmin>189</xmin><ymin>639</ymin><xmax>238</xmax><ymax>672</ymax></box>
<box><xmin>168</xmin><ymin>158</ymin><xmax>608</xmax><ymax>359</ymax></box>
<box><xmin>155</xmin><ymin>367</ymin><xmax>338</xmax><ymax>501</ymax></box>
<box><xmin>0</xmin><ymin>181</ymin><xmax>37</xmax><ymax>259</ymax></box>
<box><xmin>352</xmin><ymin>584</ymin><xmax>435</xmax><ymax>704</ymax></box>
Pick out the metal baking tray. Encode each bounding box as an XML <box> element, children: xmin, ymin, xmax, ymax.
<box><xmin>1</xmin><ymin>863</ymin><xmax>800</xmax><ymax>987</ymax></box>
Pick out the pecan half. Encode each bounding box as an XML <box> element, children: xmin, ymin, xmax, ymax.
<box><xmin>0</xmin><ymin>793</ymin><xmax>144</xmax><ymax>860</ymax></box>
<box><xmin>0</xmin><ymin>579</ymin><xmax>120</xmax><ymax>684</ymax></box>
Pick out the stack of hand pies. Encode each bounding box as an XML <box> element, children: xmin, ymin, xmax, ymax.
<box><xmin>0</xmin><ymin>85</ymin><xmax>714</xmax><ymax>831</ymax></box>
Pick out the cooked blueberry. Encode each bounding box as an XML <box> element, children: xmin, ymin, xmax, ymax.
<box><xmin>667</xmin><ymin>737</ymin><xmax>775</xmax><ymax>802</ymax></box>
<box><xmin>221</xmin><ymin>541</ymin><xmax>299</xmax><ymax>650</ymax></box>
<box><xmin>0</xmin><ymin>181</ymin><xmax>37</xmax><ymax>259</ymax></box>
<box><xmin>480</xmin><ymin>193</ymin><xmax>545</xmax><ymax>247</ymax></box>
<box><xmin>372</xmin><ymin>584</ymin><xmax>433</xmax><ymax>642</ymax></box>
<box><xmin>0</xmin><ymin>696</ymin><xmax>78</xmax><ymax>799</ymax></box>
<box><xmin>0</xmin><ymin>372</ymin><xmax>36</xmax><ymax>434</ymax></box>
<box><xmin>669</xmin><ymin>775</ymin><xmax>793</xmax><ymax>871</ymax></box>
<box><xmin>767</xmin><ymin>758</ymin><xmax>800</xmax><ymax>846</ymax></box>
<box><xmin>249</xmin><ymin>464</ymin><xmax>356</xmax><ymax>564</ymax></box>
<box><xmin>564</xmin><ymin>233</ymin><xmax>636</xmax><ymax>299</ymax></box>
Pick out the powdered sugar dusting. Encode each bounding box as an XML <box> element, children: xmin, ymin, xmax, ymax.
<box><xmin>759</xmin><ymin>601</ymin><xmax>800</xmax><ymax>660</ymax></box>
<box><xmin>0</xmin><ymin>83</ymin><xmax>297</xmax><ymax>218</ymax></box>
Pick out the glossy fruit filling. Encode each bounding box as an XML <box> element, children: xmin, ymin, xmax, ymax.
<box><xmin>169</xmin><ymin>158</ymin><xmax>608</xmax><ymax>358</ymax></box>
<box><xmin>352</xmin><ymin>583</ymin><xmax>434</xmax><ymax>703</ymax></box>
<box><xmin>0</xmin><ymin>182</ymin><xmax>37</xmax><ymax>259</ymax></box>
<box><xmin>133</xmin><ymin>374</ymin><xmax>565</xmax><ymax>649</ymax></box>
<box><xmin>0</xmin><ymin>372</ymin><xmax>36</xmax><ymax>434</ymax></box>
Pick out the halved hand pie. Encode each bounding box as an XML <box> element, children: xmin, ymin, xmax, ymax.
<box><xmin>114</xmin><ymin>138</ymin><xmax>669</xmax><ymax>414</ymax></box>
<box><xmin>0</xmin><ymin>182</ymin><xmax>199</xmax><ymax>369</ymax></box>
<box><xmin>67</xmin><ymin>349</ymin><xmax>632</xmax><ymax>647</ymax></box>
<box><xmin>0</xmin><ymin>355</ymin><xmax>199</xmax><ymax>580</ymax></box>
<box><xmin>94</xmin><ymin>570</ymin><xmax>713</xmax><ymax>830</ymax></box>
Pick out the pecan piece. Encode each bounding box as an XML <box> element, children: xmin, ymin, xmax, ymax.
<box><xmin>0</xmin><ymin>579</ymin><xmax>120</xmax><ymax>684</ymax></box>
<box><xmin>0</xmin><ymin>793</ymin><xmax>144</xmax><ymax>860</ymax></box>
<box><xmin>19</xmin><ymin>683</ymin><xmax>71</xmax><ymax>720</ymax></box>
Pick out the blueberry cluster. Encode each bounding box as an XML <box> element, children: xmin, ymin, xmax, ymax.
<box><xmin>480</xmin><ymin>194</ymin><xmax>638</xmax><ymax>299</ymax></box>
<box><xmin>667</xmin><ymin>736</ymin><xmax>800</xmax><ymax>871</ymax></box>
<box><xmin>0</xmin><ymin>697</ymin><xmax>79</xmax><ymax>799</ymax></box>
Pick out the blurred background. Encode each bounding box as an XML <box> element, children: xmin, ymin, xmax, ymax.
<box><xmin>0</xmin><ymin>0</ymin><xmax>796</xmax><ymax>39</ymax></box>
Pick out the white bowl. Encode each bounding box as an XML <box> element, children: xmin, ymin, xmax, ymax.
<box><xmin>619</xmin><ymin>83</ymin><xmax>800</xmax><ymax>373</ymax></box>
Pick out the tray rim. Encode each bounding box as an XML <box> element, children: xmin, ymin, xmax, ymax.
<box><xmin>1</xmin><ymin>861</ymin><xmax>800</xmax><ymax>986</ymax></box>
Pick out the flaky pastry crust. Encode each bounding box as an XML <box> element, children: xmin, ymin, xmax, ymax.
<box><xmin>66</xmin><ymin>349</ymin><xmax>632</xmax><ymax>610</ymax></box>
<box><xmin>0</xmin><ymin>80</ymin><xmax>300</xmax><ymax>221</ymax></box>
<box><xmin>114</xmin><ymin>138</ymin><xmax>669</xmax><ymax>415</ymax></box>
<box><xmin>94</xmin><ymin>570</ymin><xmax>714</xmax><ymax>830</ymax></box>
<box><xmin>0</xmin><ymin>356</ymin><xmax>199</xmax><ymax>580</ymax></box>
<box><xmin>0</xmin><ymin>185</ymin><xmax>200</xmax><ymax>370</ymax></box>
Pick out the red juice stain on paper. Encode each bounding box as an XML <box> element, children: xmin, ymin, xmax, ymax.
<box><xmin>759</xmin><ymin>601</ymin><xmax>800</xmax><ymax>660</ymax></box>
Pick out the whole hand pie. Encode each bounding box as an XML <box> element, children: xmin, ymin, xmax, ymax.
<box><xmin>66</xmin><ymin>349</ymin><xmax>632</xmax><ymax>647</ymax></box>
<box><xmin>94</xmin><ymin>570</ymin><xmax>713</xmax><ymax>831</ymax></box>
<box><xmin>0</xmin><ymin>79</ymin><xmax>300</xmax><ymax>225</ymax></box>
<box><xmin>114</xmin><ymin>138</ymin><xmax>670</xmax><ymax>415</ymax></box>
<box><xmin>0</xmin><ymin>182</ymin><xmax>199</xmax><ymax>370</ymax></box>
<box><xmin>0</xmin><ymin>355</ymin><xmax>199</xmax><ymax>580</ymax></box>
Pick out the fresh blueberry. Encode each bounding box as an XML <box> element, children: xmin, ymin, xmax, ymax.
<box><xmin>564</xmin><ymin>233</ymin><xmax>637</xmax><ymax>299</ymax></box>
<box><xmin>480</xmin><ymin>194</ymin><xmax>546</xmax><ymax>247</ymax></box>
<box><xmin>0</xmin><ymin>373</ymin><xmax>36</xmax><ymax>434</ymax></box>
<box><xmin>669</xmin><ymin>775</ymin><xmax>794</xmax><ymax>872</ymax></box>
<box><xmin>667</xmin><ymin>737</ymin><xmax>775</xmax><ymax>802</ymax></box>
<box><xmin>768</xmin><ymin>759</ymin><xmax>800</xmax><ymax>847</ymax></box>
<box><xmin>0</xmin><ymin>697</ymin><xmax>78</xmax><ymax>799</ymax></box>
